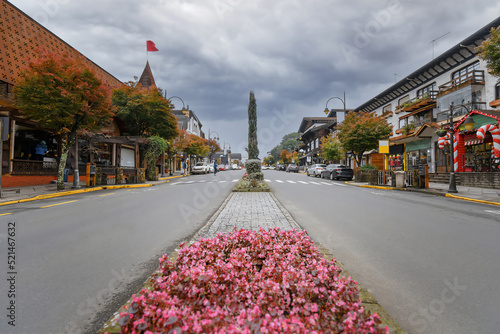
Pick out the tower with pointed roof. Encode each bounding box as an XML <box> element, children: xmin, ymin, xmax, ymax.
<box><xmin>138</xmin><ymin>61</ymin><xmax>156</xmax><ymax>89</ymax></box>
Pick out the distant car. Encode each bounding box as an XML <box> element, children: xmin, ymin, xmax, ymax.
<box><xmin>321</xmin><ymin>164</ymin><xmax>354</xmax><ymax>181</ymax></box>
<box><xmin>191</xmin><ymin>162</ymin><xmax>209</xmax><ymax>174</ymax></box>
<box><xmin>218</xmin><ymin>165</ymin><xmax>226</xmax><ymax>171</ymax></box>
<box><xmin>286</xmin><ymin>164</ymin><xmax>299</xmax><ymax>173</ymax></box>
<box><xmin>277</xmin><ymin>164</ymin><xmax>286</xmax><ymax>171</ymax></box>
<box><xmin>209</xmin><ymin>163</ymin><xmax>215</xmax><ymax>173</ymax></box>
<box><xmin>306</xmin><ymin>164</ymin><xmax>326</xmax><ymax>177</ymax></box>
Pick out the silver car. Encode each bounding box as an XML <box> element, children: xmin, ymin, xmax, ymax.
<box><xmin>191</xmin><ymin>162</ymin><xmax>209</xmax><ymax>174</ymax></box>
<box><xmin>306</xmin><ymin>164</ymin><xmax>326</xmax><ymax>177</ymax></box>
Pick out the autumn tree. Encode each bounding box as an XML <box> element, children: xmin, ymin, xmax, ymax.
<box><xmin>206</xmin><ymin>138</ymin><xmax>221</xmax><ymax>160</ymax></box>
<box><xmin>14</xmin><ymin>51</ymin><xmax>113</xmax><ymax>190</ymax></box>
<box><xmin>320</xmin><ymin>134</ymin><xmax>343</xmax><ymax>162</ymax></box>
<box><xmin>111</xmin><ymin>82</ymin><xmax>178</xmax><ymax>140</ymax></box>
<box><xmin>337</xmin><ymin>112</ymin><xmax>392</xmax><ymax>167</ymax></box>
<box><xmin>165</xmin><ymin>129</ymin><xmax>190</xmax><ymax>176</ymax></box>
<box><xmin>263</xmin><ymin>156</ymin><xmax>276</xmax><ymax>166</ymax></box>
<box><xmin>270</xmin><ymin>132</ymin><xmax>302</xmax><ymax>161</ymax></box>
<box><xmin>477</xmin><ymin>25</ymin><xmax>500</xmax><ymax>77</ymax></box>
<box><xmin>184</xmin><ymin>133</ymin><xmax>209</xmax><ymax>158</ymax></box>
<box><xmin>280</xmin><ymin>149</ymin><xmax>292</xmax><ymax>164</ymax></box>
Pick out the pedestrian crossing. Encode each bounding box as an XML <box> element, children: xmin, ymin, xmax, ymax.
<box><xmin>266</xmin><ymin>179</ymin><xmax>348</xmax><ymax>187</ymax></box>
<box><xmin>172</xmin><ymin>178</ymin><xmax>348</xmax><ymax>187</ymax></box>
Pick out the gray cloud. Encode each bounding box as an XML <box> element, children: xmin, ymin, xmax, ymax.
<box><xmin>13</xmin><ymin>0</ymin><xmax>500</xmax><ymax>158</ymax></box>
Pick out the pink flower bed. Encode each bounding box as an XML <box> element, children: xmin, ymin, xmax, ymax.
<box><xmin>115</xmin><ymin>228</ymin><xmax>388</xmax><ymax>333</ymax></box>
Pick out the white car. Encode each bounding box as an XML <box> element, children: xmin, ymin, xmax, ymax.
<box><xmin>306</xmin><ymin>164</ymin><xmax>326</xmax><ymax>177</ymax></box>
<box><xmin>191</xmin><ymin>162</ymin><xmax>209</xmax><ymax>174</ymax></box>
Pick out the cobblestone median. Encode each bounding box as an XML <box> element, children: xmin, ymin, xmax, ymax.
<box><xmin>200</xmin><ymin>192</ymin><xmax>301</xmax><ymax>239</ymax></box>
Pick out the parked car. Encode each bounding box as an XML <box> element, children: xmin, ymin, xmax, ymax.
<box><xmin>286</xmin><ymin>164</ymin><xmax>299</xmax><ymax>173</ymax></box>
<box><xmin>208</xmin><ymin>163</ymin><xmax>215</xmax><ymax>173</ymax></box>
<box><xmin>321</xmin><ymin>164</ymin><xmax>354</xmax><ymax>181</ymax></box>
<box><xmin>277</xmin><ymin>164</ymin><xmax>286</xmax><ymax>171</ymax></box>
<box><xmin>191</xmin><ymin>162</ymin><xmax>209</xmax><ymax>174</ymax></box>
<box><xmin>306</xmin><ymin>164</ymin><xmax>326</xmax><ymax>177</ymax></box>
<box><xmin>218</xmin><ymin>165</ymin><xmax>226</xmax><ymax>171</ymax></box>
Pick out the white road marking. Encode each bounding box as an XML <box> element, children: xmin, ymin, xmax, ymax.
<box><xmin>286</xmin><ymin>180</ymin><xmax>296</xmax><ymax>184</ymax></box>
<box><xmin>485</xmin><ymin>210</ymin><xmax>500</xmax><ymax>215</ymax></box>
<box><xmin>232</xmin><ymin>179</ymin><xmax>238</xmax><ymax>182</ymax></box>
<box><xmin>309</xmin><ymin>181</ymin><xmax>321</xmax><ymax>185</ymax></box>
<box><xmin>276</xmin><ymin>180</ymin><xmax>284</xmax><ymax>183</ymax></box>
<box><xmin>298</xmin><ymin>181</ymin><xmax>309</xmax><ymax>184</ymax></box>
<box><xmin>332</xmin><ymin>183</ymin><xmax>348</xmax><ymax>187</ymax></box>
<box><xmin>320</xmin><ymin>182</ymin><xmax>332</xmax><ymax>186</ymax></box>
<box><xmin>265</xmin><ymin>179</ymin><xmax>272</xmax><ymax>182</ymax></box>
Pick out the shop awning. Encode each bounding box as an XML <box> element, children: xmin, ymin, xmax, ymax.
<box><xmin>406</xmin><ymin>138</ymin><xmax>431</xmax><ymax>151</ymax></box>
<box><xmin>464</xmin><ymin>138</ymin><xmax>484</xmax><ymax>146</ymax></box>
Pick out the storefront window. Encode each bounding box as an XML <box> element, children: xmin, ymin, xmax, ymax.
<box><xmin>406</xmin><ymin>149</ymin><xmax>428</xmax><ymax>170</ymax></box>
<box><xmin>14</xmin><ymin>125</ymin><xmax>58</xmax><ymax>161</ymax></box>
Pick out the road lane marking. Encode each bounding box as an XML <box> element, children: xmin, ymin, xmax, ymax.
<box><xmin>485</xmin><ymin>210</ymin><xmax>500</xmax><ymax>215</ymax></box>
<box><xmin>298</xmin><ymin>181</ymin><xmax>308</xmax><ymax>184</ymax></box>
<box><xmin>332</xmin><ymin>183</ymin><xmax>348</xmax><ymax>187</ymax></box>
<box><xmin>265</xmin><ymin>179</ymin><xmax>271</xmax><ymax>182</ymax></box>
<box><xmin>99</xmin><ymin>193</ymin><xmax>115</xmax><ymax>197</ymax></box>
<box><xmin>0</xmin><ymin>213</ymin><xmax>12</xmax><ymax>216</ymax></box>
<box><xmin>232</xmin><ymin>179</ymin><xmax>238</xmax><ymax>182</ymax></box>
<box><xmin>309</xmin><ymin>181</ymin><xmax>321</xmax><ymax>185</ymax></box>
<box><xmin>286</xmin><ymin>180</ymin><xmax>296</xmax><ymax>183</ymax></box>
<box><xmin>276</xmin><ymin>180</ymin><xmax>284</xmax><ymax>183</ymax></box>
<box><xmin>40</xmin><ymin>200</ymin><xmax>78</xmax><ymax>209</ymax></box>
<box><xmin>185</xmin><ymin>181</ymin><xmax>195</xmax><ymax>184</ymax></box>
<box><xmin>320</xmin><ymin>182</ymin><xmax>331</xmax><ymax>185</ymax></box>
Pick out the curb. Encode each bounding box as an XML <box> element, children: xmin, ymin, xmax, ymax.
<box><xmin>0</xmin><ymin>176</ymin><xmax>184</xmax><ymax>206</ymax></box>
<box><xmin>347</xmin><ymin>182</ymin><xmax>500</xmax><ymax>206</ymax></box>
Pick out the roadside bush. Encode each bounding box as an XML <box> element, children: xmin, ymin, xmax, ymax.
<box><xmin>359</xmin><ymin>164</ymin><xmax>378</xmax><ymax>171</ymax></box>
<box><xmin>114</xmin><ymin>228</ymin><xmax>388</xmax><ymax>333</ymax></box>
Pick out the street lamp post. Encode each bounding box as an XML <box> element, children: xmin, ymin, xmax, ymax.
<box><xmin>167</xmin><ymin>96</ymin><xmax>185</xmax><ymax>110</ymax></box>
<box><xmin>324</xmin><ymin>92</ymin><xmax>346</xmax><ymax>115</ymax></box>
<box><xmin>208</xmin><ymin>129</ymin><xmax>220</xmax><ymax>162</ymax></box>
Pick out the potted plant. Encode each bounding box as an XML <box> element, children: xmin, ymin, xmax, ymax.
<box><xmin>436</xmin><ymin>129</ymin><xmax>448</xmax><ymax>137</ymax></box>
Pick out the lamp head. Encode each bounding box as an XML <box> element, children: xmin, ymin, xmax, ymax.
<box><xmin>324</xmin><ymin>108</ymin><xmax>330</xmax><ymax>115</ymax></box>
<box><xmin>463</xmin><ymin>116</ymin><xmax>475</xmax><ymax>131</ymax></box>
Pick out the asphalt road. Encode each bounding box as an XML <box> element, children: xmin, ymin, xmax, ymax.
<box><xmin>265</xmin><ymin>170</ymin><xmax>500</xmax><ymax>334</ymax></box>
<box><xmin>0</xmin><ymin>170</ymin><xmax>243</xmax><ymax>334</ymax></box>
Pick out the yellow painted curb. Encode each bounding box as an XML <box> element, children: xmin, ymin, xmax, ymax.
<box><xmin>359</xmin><ymin>185</ymin><xmax>398</xmax><ymax>191</ymax></box>
<box><xmin>445</xmin><ymin>193</ymin><xmax>500</xmax><ymax>206</ymax></box>
<box><xmin>0</xmin><ymin>187</ymin><xmax>104</xmax><ymax>206</ymax></box>
<box><xmin>102</xmin><ymin>184</ymin><xmax>152</xmax><ymax>190</ymax></box>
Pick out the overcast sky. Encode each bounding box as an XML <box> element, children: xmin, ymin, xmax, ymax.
<box><xmin>11</xmin><ymin>0</ymin><xmax>500</xmax><ymax>158</ymax></box>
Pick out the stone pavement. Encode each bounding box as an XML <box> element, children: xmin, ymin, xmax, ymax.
<box><xmin>201</xmin><ymin>192</ymin><xmax>302</xmax><ymax>239</ymax></box>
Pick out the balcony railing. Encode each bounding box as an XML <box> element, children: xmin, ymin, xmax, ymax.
<box><xmin>436</xmin><ymin>102</ymin><xmax>486</xmax><ymax>122</ymax></box>
<box><xmin>396</xmin><ymin>91</ymin><xmax>437</xmax><ymax>112</ymax></box>
<box><xmin>438</xmin><ymin>70</ymin><xmax>485</xmax><ymax>95</ymax></box>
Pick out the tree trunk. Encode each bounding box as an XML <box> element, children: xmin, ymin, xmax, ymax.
<box><xmin>57</xmin><ymin>133</ymin><xmax>76</xmax><ymax>191</ymax></box>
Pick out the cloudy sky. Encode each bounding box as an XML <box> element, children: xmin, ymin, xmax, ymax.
<box><xmin>11</xmin><ymin>0</ymin><xmax>500</xmax><ymax>158</ymax></box>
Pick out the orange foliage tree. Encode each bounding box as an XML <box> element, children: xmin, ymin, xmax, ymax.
<box><xmin>14</xmin><ymin>51</ymin><xmax>113</xmax><ymax>190</ymax></box>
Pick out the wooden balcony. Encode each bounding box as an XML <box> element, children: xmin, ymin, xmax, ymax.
<box><xmin>395</xmin><ymin>91</ymin><xmax>437</xmax><ymax>113</ymax></box>
<box><xmin>437</xmin><ymin>70</ymin><xmax>485</xmax><ymax>97</ymax></box>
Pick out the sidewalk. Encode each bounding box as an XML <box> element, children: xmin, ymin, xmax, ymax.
<box><xmin>0</xmin><ymin>171</ymin><xmax>187</xmax><ymax>206</ymax></box>
<box><xmin>350</xmin><ymin>181</ymin><xmax>500</xmax><ymax>206</ymax></box>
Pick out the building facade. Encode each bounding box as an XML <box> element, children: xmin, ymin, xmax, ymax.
<box><xmin>355</xmin><ymin>17</ymin><xmax>500</xmax><ymax>176</ymax></box>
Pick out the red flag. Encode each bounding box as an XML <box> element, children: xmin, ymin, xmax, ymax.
<box><xmin>147</xmin><ymin>40</ymin><xmax>159</xmax><ymax>52</ymax></box>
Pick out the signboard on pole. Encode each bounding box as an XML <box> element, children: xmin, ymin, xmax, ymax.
<box><xmin>379</xmin><ymin>140</ymin><xmax>389</xmax><ymax>154</ymax></box>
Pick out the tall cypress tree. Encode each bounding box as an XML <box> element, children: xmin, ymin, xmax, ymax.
<box><xmin>247</xmin><ymin>91</ymin><xmax>259</xmax><ymax>159</ymax></box>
